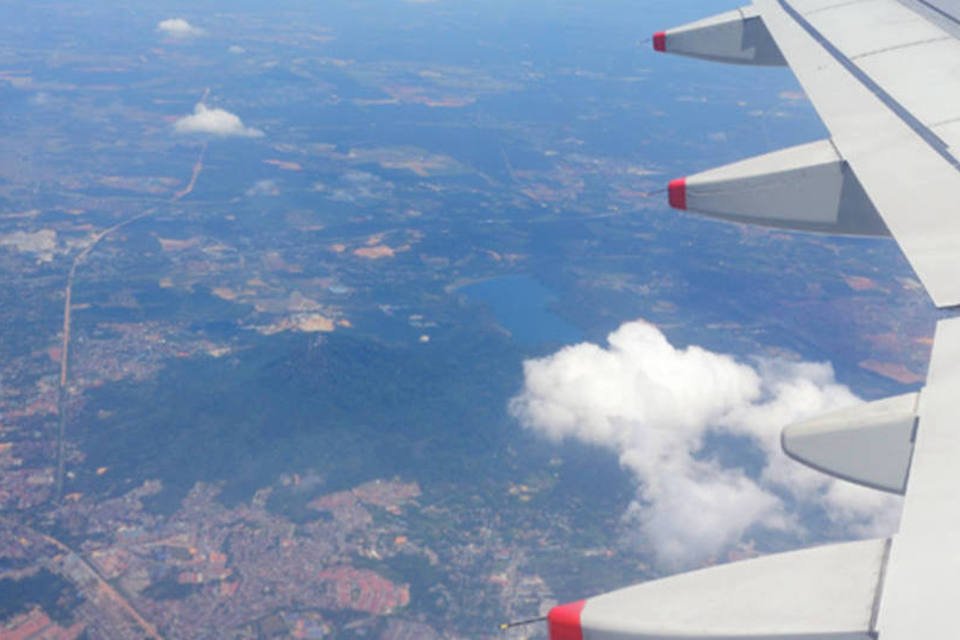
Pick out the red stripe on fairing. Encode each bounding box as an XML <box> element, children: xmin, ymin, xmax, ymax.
<box><xmin>548</xmin><ymin>600</ymin><xmax>585</xmax><ymax>640</ymax></box>
<box><xmin>653</xmin><ymin>31</ymin><xmax>667</xmax><ymax>52</ymax></box>
<box><xmin>668</xmin><ymin>177</ymin><xmax>687</xmax><ymax>210</ymax></box>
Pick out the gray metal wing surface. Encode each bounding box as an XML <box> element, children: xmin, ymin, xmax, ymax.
<box><xmin>756</xmin><ymin>0</ymin><xmax>960</xmax><ymax>309</ymax></box>
<box><xmin>541</xmin><ymin>2</ymin><xmax>960</xmax><ymax>638</ymax></box>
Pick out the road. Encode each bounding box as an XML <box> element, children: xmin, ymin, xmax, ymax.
<box><xmin>54</xmin><ymin>142</ymin><xmax>207</xmax><ymax>500</ymax></box>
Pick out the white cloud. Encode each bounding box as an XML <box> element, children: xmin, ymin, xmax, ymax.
<box><xmin>245</xmin><ymin>179</ymin><xmax>279</xmax><ymax>197</ymax></box>
<box><xmin>174</xmin><ymin>103</ymin><xmax>263</xmax><ymax>138</ymax></box>
<box><xmin>509</xmin><ymin>320</ymin><xmax>901</xmax><ymax>570</ymax></box>
<box><xmin>157</xmin><ymin>18</ymin><xmax>205</xmax><ymax>39</ymax></box>
<box><xmin>228</xmin><ymin>45</ymin><xmax>246</xmax><ymax>55</ymax></box>
<box><xmin>0</xmin><ymin>229</ymin><xmax>59</xmax><ymax>263</ymax></box>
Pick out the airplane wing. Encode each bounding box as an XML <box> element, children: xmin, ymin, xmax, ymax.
<box><xmin>543</xmin><ymin>2</ymin><xmax>960</xmax><ymax>638</ymax></box>
<box><xmin>662</xmin><ymin>0</ymin><xmax>960</xmax><ymax>310</ymax></box>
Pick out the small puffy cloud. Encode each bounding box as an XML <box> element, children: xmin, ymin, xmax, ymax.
<box><xmin>174</xmin><ymin>103</ymin><xmax>263</xmax><ymax>138</ymax></box>
<box><xmin>0</xmin><ymin>229</ymin><xmax>59</xmax><ymax>263</ymax></box>
<box><xmin>510</xmin><ymin>320</ymin><xmax>901</xmax><ymax>571</ymax></box>
<box><xmin>314</xmin><ymin>171</ymin><xmax>394</xmax><ymax>204</ymax></box>
<box><xmin>157</xmin><ymin>18</ymin><xmax>205</xmax><ymax>39</ymax></box>
<box><xmin>245</xmin><ymin>180</ymin><xmax>279</xmax><ymax>197</ymax></box>
<box><xmin>228</xmin><ymin>45</ymin><xmax>246</xmax><ymax>54</ymax></box>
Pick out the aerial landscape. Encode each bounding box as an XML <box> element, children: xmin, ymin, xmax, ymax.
<box><xmin>0</xmin><ymin>0</ymin><xmax>939</xmax><ymax>638</ymax></box>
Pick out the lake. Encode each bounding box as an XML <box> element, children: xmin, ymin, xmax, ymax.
<box><xmin>460</xmin><ymin>275</ymin><xmax>582</xmax><ymax>347</ymax></box>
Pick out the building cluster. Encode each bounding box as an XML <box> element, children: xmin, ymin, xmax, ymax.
<box><xmin>0</xmin><ymin>607</ymin><xmax>85</xmax><ymax>640</ymax></box>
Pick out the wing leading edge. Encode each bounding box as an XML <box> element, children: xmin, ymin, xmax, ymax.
<box><xmin>544</xmin><ymin>2</ymin><xmax>960</xmax><ymax>638</ymax></box>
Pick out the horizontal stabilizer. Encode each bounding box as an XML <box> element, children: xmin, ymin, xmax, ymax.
<box><xmin>653</xmin><ymin>6</ymin><xmax>786</xmax><ymax>66</ymax></box>
<box><xmin>549</xmin><ymin>538</ymin><xmax>888</xmax><ymax>639</ymax></box>
<box><xmin>669</xmin><ymin>139</ymin><xmax>889</xmax><ymax>236</ymax></box>
<box><xmin>782</xmin><ymin>394</ymin><xmax>918</xmax><ymax>494</ymax></box>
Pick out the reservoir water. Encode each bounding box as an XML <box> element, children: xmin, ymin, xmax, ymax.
<box><xmin>461</xmin><ymin>275</ymin><xmax>581</xmax><ymax>346</ymax></box>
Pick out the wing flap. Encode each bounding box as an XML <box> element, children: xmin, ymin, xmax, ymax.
<box><xmin>876</xmin><ymin>317</ymin><xmax>960</xmax><ymax>637</ymax></box>
<box><xmin>787</xmin><ymin>0</ymin><xmax>960</xmax><ymax>131</ymax></box>
<box><xmin>933</xmin><ymin>119</ymin><xmax>960</xmax><ymax>153</ymax></box>
<box><xmin>856</xmin><ymin>37</ymin><xmax>960</xmax><ymax>127</ymax></box>
<box><xmin>805</xmin><ymin>0</ymin><xmax>944</xmax><ymax>59</ymax></box>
